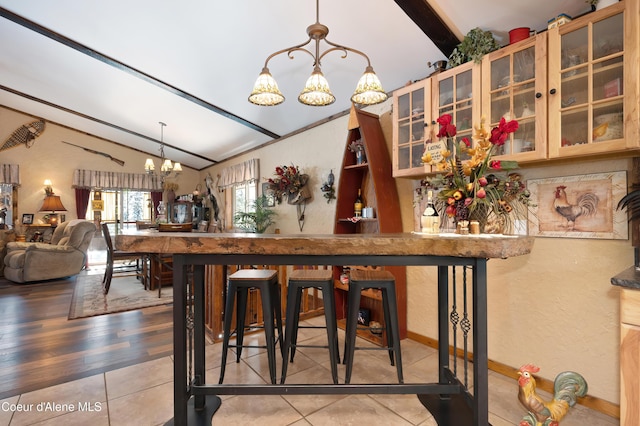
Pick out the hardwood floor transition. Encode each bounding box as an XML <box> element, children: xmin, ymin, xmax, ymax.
<box><xmin>0</xmin><ymin>274</ymin><xmax>173</xmax><ymax>400</ymax></box>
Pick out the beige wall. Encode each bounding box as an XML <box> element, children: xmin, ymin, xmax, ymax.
<box><xmin>0</xmin><ymin>107</ymin><xmax>200</xmax><ymax>223</ymax></box>
<box><xmin>1</xmin><ymin>102</ymin><xmax>630</xmax><ymax>405</ymax></box>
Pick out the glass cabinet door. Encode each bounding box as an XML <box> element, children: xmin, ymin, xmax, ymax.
<box><xmin>392</xmin><ymin>79</ymin><xmax>431</xmax><ymax>177</ymax></box>
<box><xmin>547</xmin><ymin>2</ymin><xmax>635</xmax><ymax>157</ymax></box>
<box><xmin>559</xmin><ymin>13</ymin><xmax>623</xmax><ymax>148</ymax></box>
<box><xmin>433</xmin><ymin>62</ymin><xmax>479</xmax><ymax>161</ymax></box>
<box><xmin>482</xmin><ymin>34</ymin><xmax>546</xmax><ymax>160</ymax></box>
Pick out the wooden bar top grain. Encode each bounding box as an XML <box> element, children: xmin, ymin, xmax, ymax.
<box><xmin>115</xmin><ymin>231</ymin><xmax>534</xmax><ymax>260</ymax></box>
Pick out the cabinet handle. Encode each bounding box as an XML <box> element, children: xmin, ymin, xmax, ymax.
<box><xmin>549</xmin><ymin>88</ymin><xmax>557</xmax><ymax>95</ymax></box>
<box><xmin>535</xmin><ymin>92</ymin><xmax>542</xmax><ymax>99</ymax></box>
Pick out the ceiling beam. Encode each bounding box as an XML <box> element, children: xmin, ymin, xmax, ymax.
<box><xmin>0</xmin><ymin>6</ymin><xmax>281</xmax><ymax>141</ymax></box>
<box><xmin>0</xmin><ymin>84</ymin><xmax>218</xmax><ymax>167</ymax></box>
<box><xmin>394</xmin><ymin>0</ymin><xmax>460</xmax><ymax>58</ymax></box>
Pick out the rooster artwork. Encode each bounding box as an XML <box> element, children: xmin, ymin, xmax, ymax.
<box><xmin>553</xmin><ymin>185</ymin><xmax>599</xmax><ymax>231</ymax></box>
<box><xmin>517</xmin><ymin>364</ymin><xmax>588</xmax><ymax>426</ymax></box>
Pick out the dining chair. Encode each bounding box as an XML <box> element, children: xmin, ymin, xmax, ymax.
<box><xmin>101</xmin><ymin>223</ymin><xmax>145</xmax><ymax>294</ymax></box>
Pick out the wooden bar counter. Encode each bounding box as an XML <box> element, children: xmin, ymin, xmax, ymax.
<box><xmin>116</xmin><ymin>231</ymin><xmax>534</xmax><ymax>426</ymax></box>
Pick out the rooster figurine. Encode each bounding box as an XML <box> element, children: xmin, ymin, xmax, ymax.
<box><xmin>553</xmin><ymin>185</ymin><xmax>599</xmax><ymax>231</ymax></box>
<box><xmin>517</xmin><ymin>364</ymin><xmax>588</xmax><ymax>426</ymax></box>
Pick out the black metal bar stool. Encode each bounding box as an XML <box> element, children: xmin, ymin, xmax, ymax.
<box><xmin>281</xmin><ymin>268</ymin><xmax>340</xmax><ymax>384</ymax></box>
<box><xmin>219</xmin><ymin>268</ymin><xmax>283</xmax><ymax>384</ymax></box>
<box><xmin>343</xmin><ymin>269</ymin><xmax>403</xmax><ymax>384</ymax></box>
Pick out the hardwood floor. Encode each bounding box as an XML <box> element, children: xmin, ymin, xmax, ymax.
<box><xmin>0</xmin><ymin>275</ymin><xmax>173</xmax><ymax>400</ymax></box>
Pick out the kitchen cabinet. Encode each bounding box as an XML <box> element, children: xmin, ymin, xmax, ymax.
<box><xmin>392</xmin><ymin>61</ymin><xmax>481</xmax><ymax>178</ymax></box>
<box><xmin>433</xmin><ymin>61</ymin><xmax>482</xmax><ymax>158</ymax></box>
<box><xmin>548</xmin><ymin>1</ymin><xmax>639</xmax><ymax>158</ymax></box>
<box><xmin>334</xmin><ymin>106</ymin><xmax>407</xmax><ymax>345</ymax></box>
<box><xmin>392</xmin><ymin>78</ymin><xmax>433</xmax><ymax>177</ymax></box>
<box><xmin>392</xmin><ymin>2</ymin><xmax>640</xmax><ymax>177</ymax></box>
<box><xmin>620</xmin><ymin>286</ymin><xmax>640</xmax><ymax>425</ymax></box>
<box><xmin>481</xmin><ymin>31</ymin><xmax>548</xmax><ymax>161</ymax></box>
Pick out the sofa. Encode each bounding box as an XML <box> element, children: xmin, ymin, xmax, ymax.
<box><xmin>3</xmin><ymin>220</ymin><xmax>96</xmax><ymax>283</ymax></box>
<box><xmin>0</xmin><ymin>229</ymin><xmax>16</xmax><ymax>278</ymax></box>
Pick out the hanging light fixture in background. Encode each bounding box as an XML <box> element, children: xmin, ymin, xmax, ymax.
<box><xmin>248</xmin><ymin>0</ymin><xmax>387</xmax><ymax>107</ymax></box>
<box><xmin>144</xmin><ymin>122</ymin><xmax>182</xmax><ymax>179</ymax></box>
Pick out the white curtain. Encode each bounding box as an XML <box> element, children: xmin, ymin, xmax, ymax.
<box><xmin>72</xmin><ymin>169</ymin><xmax>162</xmax><ymax>191</ymax></box>
<box><xmin>0</xmin><ymin>164</ymin><xmax>20</xmax><ymax>185</ymax></box>
<box><xmin>218</xmin><ymin>158</ymin><xmax>259</xmax><ymax>188</ymax></box>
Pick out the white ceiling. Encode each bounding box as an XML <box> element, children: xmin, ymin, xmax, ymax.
<box><xmin>0</xmin><ymin>0</ymin><xmax>592</xmax><ymax>171</ymax></box>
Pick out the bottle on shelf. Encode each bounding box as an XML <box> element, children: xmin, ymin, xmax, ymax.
<box><xmin>421</xmin><ymin>190</ymin><xmax>440</xmax><ymax>234</ymax></box>
<box><xmin>354</xmin><ymin>189</ymin><xmax>363</xmax><ymax>217</ymax></box>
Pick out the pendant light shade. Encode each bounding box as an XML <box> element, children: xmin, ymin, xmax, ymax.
<box><xmin>298</xmin><ymin>67</ymin><xmax>335</xmax><ymax>106</ymax></box>
<box><xmin>248</xmin><ymin>0</ymin><xmax>385</xmax><ymax>107</ymax></box>
<box><xmin>351</xmin><ymin>66</ymin><xmax>388</xmax><ymax>105</ymax></box>
<box><xmin>248</xmin><ymin>67</ymin><xmax>285</xmax><ymax>106</ymax></box>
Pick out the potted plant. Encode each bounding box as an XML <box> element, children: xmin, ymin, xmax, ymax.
<box><xmin>617</xmin><ymin>186</ymin><xmax>640</xmax><ymax>268</ymax></box>
<box><xmin>234</xmin><ymin>195</ymin><xmax>278</xmax><ymax>233</ymax></box>
<box><xmin>448</xmin><ymin>27</ymin><xmax>500</xmax><ymax>68</ymax></box>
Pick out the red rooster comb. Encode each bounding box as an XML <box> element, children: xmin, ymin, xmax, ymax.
<box><xmin>519</xmin><ymin>364</ymin><xmax>540</xmax><ymax>374</ymax></box>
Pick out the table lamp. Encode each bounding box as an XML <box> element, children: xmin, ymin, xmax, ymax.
<box><xmin>39</xmin><ymin>190</ymin><xmax>67</xmax><ymax>227</ymax></box>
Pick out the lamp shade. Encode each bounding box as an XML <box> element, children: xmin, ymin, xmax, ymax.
<box><xmin>249</xmin><ymin>67</ymin><xmax>285</xmax><ymax>106</ymax></box>
<box><xmin>39</xmin><ymin>195</ymin><xmax>67</xmax><ymax>212</ymax></box>
<box><xmin>144</xmin><ymin>158</ymin><xmax>155</xmax><ymax>173</ymax></box>
<box><xmin>351</xmin><ymin>66</ymin><xmax>387</xmax><ymax>105</ymax></box>
<box><xmin>298</xmin><ymin>67</ymin><xmax>335</xmax><ymax>106</ymax></box>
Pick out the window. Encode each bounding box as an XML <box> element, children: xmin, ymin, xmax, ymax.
<box><xmin>86</xmin><ymin>190</ymin><xmax>152</xmax><ymax>228</ymax></box>
<box><xmin>232</xmin><ymin>181</ymin><xmax>257</xmax><ymax>228</ymax></box>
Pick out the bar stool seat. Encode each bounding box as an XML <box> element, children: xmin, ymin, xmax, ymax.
<box><xmin>219</xmin><ymin>268</ymin><xmax>283</xmax><ymax>384</ymax></box>
<box><xmin>281</xmin><ymin>269</ymin><xmax>340</xmax><ymax>384</ymax></box>
<box><xmin>343</xmin><ymin>269</ymin><xmax>403</xmax><ymax>384</ymax></box>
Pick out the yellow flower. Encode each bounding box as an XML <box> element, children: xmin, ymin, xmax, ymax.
<box><xmin>421</xmin><ymin>152</ymin><xmax>432</xmax><ymax>163</ymax></box>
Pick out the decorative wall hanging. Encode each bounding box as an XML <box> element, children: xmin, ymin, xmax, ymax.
<box><xmin>267</xmin><ymin>165</ymin><xmax>311</xmax><ymax>205</ymax></box>
<box><xmin>527</xmin><ymin>171</ymin><xmax>627</xmax><ymax>239</ymax></box>
<box><xmin>321</xmin><ymin>169</ymin><xmax>336</xmax><ymax>203</ymax></box>
<box><xmin>267</xmin><ymin>164</ymin><xmax>311</xmax><ymax>230</ymax></box>
<box><xmin>62</xmin><ymin>141</ymin><xmax>125</xmax><ymax>166</ymax></box>
<box><xmin>0</xmin><ymin>119</ymin><xmax>45</xmax><ymax>152</ymax></box>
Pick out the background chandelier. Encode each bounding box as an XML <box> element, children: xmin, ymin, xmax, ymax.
<box><xmin>248</xmin><ymin>0</ymin><xmax>387</xmax><ymax>107</ymax></box>
<box><xmin>144</xmin><ymin>122</ymin><xmax>182</xmax><ymax>179</ymax></box>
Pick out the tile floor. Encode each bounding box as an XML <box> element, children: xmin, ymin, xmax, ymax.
<box><xmin>0</xmin><ymin>316</ymin><xmax>619</xmax><ymax>426</ymax></box>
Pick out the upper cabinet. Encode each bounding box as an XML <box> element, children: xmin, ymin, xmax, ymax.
<box><xmin>392</xmin><ymin>61</ymin><xmax>481</xmax><ymax>178</ymax></box>
<box><xmin>481</xmin><ymin>32</ymin><xmax>548</xmax><ymax>161</ymax></box>
<box><xmin>434</xmin><ymin>61</ymin><xmax>482</xmax><ymax>157</ymax></box>
<box><xmin>392</xmin><ymin>1</ymin><xmax>640</xmax><ymax>178</ymax></box>
<box><xmin>548</xmin><ymin>1</ymin><xmax>639</xmax><ymax>158</ymax></box>
<box><xmin>392</xmin><ymin>78</ymin><xmax>432</xmax><ymax>177</ymax></box>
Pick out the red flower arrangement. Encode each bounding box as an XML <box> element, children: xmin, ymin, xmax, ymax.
<box><xmin>267</xmin><ymin>164</ymin><xmax>309</xmax><ymax>204</ymax></box>
<box><xmin>420</xmin><ymin>114</ymin><xmax>532</xmax><ymax>232</ymax></box>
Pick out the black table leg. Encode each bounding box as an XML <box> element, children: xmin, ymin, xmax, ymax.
<box><xmin>165</xmin><ymin>256</ymin><xmax>220</xmax><ymax>426</ymax></box>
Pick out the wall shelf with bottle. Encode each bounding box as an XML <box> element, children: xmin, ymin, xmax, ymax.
<box><xmin>333</xmin><ymin>106</ymin><xmax>407</xmax><ymax>345</ymax></box>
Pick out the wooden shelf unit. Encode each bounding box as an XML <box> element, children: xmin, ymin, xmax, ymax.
<box><xmin>333</xmin><ymin>106</ymin><xmax>407</xmax><ymax>346</ymax></box>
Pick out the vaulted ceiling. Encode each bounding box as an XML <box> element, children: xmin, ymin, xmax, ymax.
<box><xmin>0</xmin><ymin>0</ymin><xmax>591</xmax><ymax>171</ymax></box>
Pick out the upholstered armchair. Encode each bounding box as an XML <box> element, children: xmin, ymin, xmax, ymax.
<box><xmin>3</xmin><ymin>220</ymin><xmax>96</xmax><ymax>283</ymax></box>
<box><xmin>0</xmin><ymin>229</ymin><xmax>16</xmax><ymax>278</ymax></box>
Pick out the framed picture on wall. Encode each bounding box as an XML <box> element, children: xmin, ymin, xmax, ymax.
<box><xmin>22</xmin><ymin>213</ymin><xmax>34</xmax><ymax>225</ymax></box>
<box><xmin>527</xmin><ymin>171</ymin><xmax>627</xmax><ymax>239</ymax></box>
<box><xmin>91</xmin><ymin>200</ymin><xmax>104</xmax><ymax>210</ymax></box>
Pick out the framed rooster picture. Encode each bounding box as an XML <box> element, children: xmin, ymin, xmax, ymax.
<box><xmin>527</xmin><ymin>171</ymin><xmax>627</xmax><ymax>239</ymax></box>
